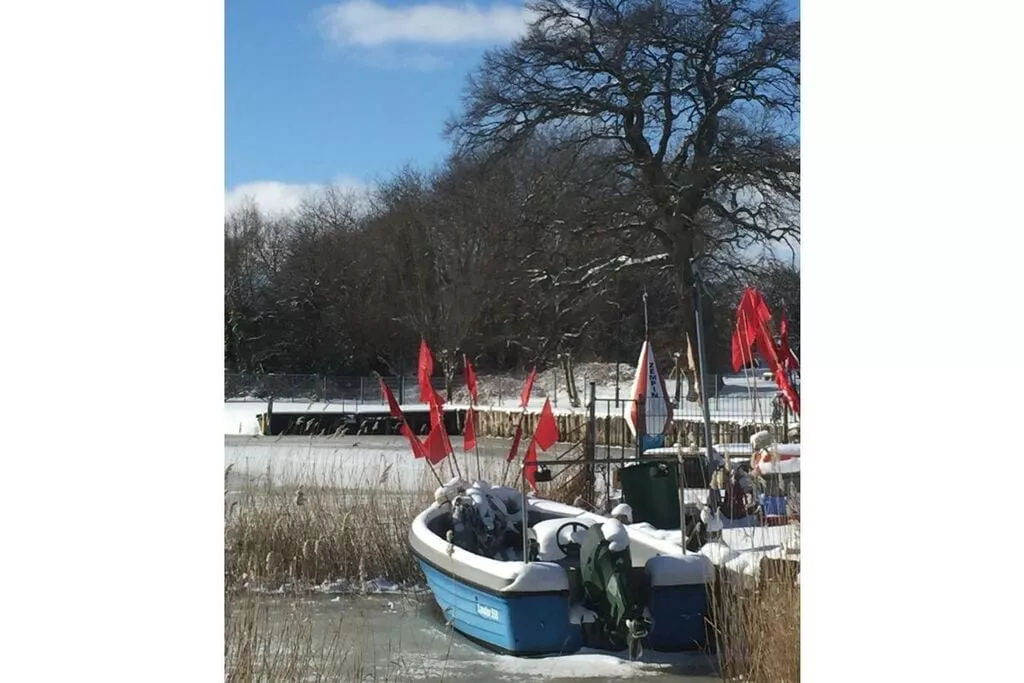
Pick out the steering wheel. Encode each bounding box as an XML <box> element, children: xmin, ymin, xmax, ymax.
<box><xmin>555</xmin><ymin>521</ymin><xmax>590</xmax><ymax>556</ymax></box>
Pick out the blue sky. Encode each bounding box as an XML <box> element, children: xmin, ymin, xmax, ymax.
<box><xmin>226</xmin><ymin>0</ymin><xmax>799</xmax><ymax>222</ymax></box>
<box><xmin>226</xmin><ymin>1</ymin><xmax>535</xmax><ymax>213</ymax></box>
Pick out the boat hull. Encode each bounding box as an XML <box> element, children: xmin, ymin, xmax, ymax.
<box><xmin>416</xmin><ymin>555</ymin><xmax>583</xmax><ymax>656</ymax></box>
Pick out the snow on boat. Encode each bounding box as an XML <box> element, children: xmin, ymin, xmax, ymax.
<box><xmin>616</xmin><ymin>439</ymin><xmax>800</xmax><ymax>582</ymax></box>
<box><xmin>409</xmin><ymin>478</ymin><xmax>714</xmax><ymax>657</ymax></box>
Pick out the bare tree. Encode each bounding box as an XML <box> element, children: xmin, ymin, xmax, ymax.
<box><xmin>447</xmin><ymin>0</ymin><xmax>799</xmax><ymax>401</ymax></box>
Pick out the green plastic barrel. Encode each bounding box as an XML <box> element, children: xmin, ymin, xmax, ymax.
<box><xmin>619</xmin><ymin>461</ymin><xmax>683</xmax><ymax>529</ymax></box>
<box><xmin>618</xmin><ymin>457</ymin><xmax>710</xmax><ymax>529</ymax></box>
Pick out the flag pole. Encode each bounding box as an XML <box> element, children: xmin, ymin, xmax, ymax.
<box><xmin>464</xmin><ymin>353</ymin><xmax>483</xmax><ymax>482</ymax></box>
<box><xmin>446</xmin><ymin>422</ymin><xmax>463</xmax><ymax>480</ymax></box>
<box><xmin>425</xmin><ymin>459</ymin><xmax>445</xmax><ymax>488</ymax></box>
<box><xmin>500</xmin><ymin>414</ymin><xmax>525</xmax><ymax>488</ymax></box>
<box><xmin>520</xmin><ymin>457</ymin><xmax>529</xmax><ymax>563</ymax></box>
<box><xmin>691</xmin><ymin>261</ymin><xmax>715</xmax><ymax>470</ymax></box>
<box><xmin>500</xmin><ymin>368</ymin><xmax>536</xmax><ymax>487</ymax></box>
<box><xmin>738</xmin><ymin>310</ymin><xmax>760</xmax><ymax>422</ymax></box>
<box><xmin>472</xmin><ymin>413</ymin><xmax>483</xmax><ymax>482</ymax></box>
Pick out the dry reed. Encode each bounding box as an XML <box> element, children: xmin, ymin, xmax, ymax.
<box><xmin>224</xmin><ymin>455</ymin><xmax>511</xmax><ymax>590</ymax></box>
<box><xmin>225</xmin><ymin>449</ymin><xmax>800</xmax><ymax>682</ymax></box>
<box><xmin>708</xmin><ymin>557</ymin><xmax>800</xmax><ymax>682</ymax></box>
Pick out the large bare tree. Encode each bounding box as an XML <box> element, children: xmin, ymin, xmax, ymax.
<box><xmin>447</xmin><ymin>0</ymin><xmax>799</xmax><ymax>401</ymax></box>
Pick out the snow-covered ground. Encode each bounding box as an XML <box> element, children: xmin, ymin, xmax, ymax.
<box><xmin>225</xmin><ymin>366</ymin><xmax>797</xmax><ymax>436</ymax></box>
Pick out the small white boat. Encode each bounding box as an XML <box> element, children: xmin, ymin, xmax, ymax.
<box><xmin>409</xmin><ymin>478</ymin><xmax>715</xmax><ymax>657</ymax></box>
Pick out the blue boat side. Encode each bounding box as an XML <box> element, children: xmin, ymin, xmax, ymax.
<box><xmin>645</xmin><ymin>583</ymin><xmax>711</xmax><ymax>651</ymax></box>
<box><xmin>416</xmin><ymin>556</ymin><xmax>584</xmax><ymax>656</ymax></box>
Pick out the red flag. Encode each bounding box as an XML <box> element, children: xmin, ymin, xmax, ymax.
<box><xmin>779</xmin><ymin>310</ymin><xmax>800</xmax><ymax>372</ymax></box>
<box><xmin>381</xmin><ymin>379</ymin><xmax>403</xmax><ymax>419</ymax></box>
<box><xmin>523</xmin><ymin>437</ymin><xmax>539</xmax><ymax>490</ymax></box>
<box><xmin>424</xmin><ymin>391</ymin><xmax>450</xmax><ymax>464</ymax></box>
<box><xmin>423</xmin><ymin>423</ymin><xmax>449</xmax><ymax>465</ymax></box>
<box><xmin>428</xmin><ymin>390</ymin><xmax>454</xmax><ymax>457</ymax></box>
<box><xmin>519</xmin><ymin>367</ymin><xmax>538</xmax><ymax>408</ymax></box>
<box><xmin>418</xmin><ymin>340</ymin><xmax>438</xmax><ymax>404</ymax></box>
<box><xmin>464</xmin><ymin>356</ymin><xmax>479</xmax><ymax>404</ymax></box>
<box><xmin>730</xmin><ymin>319</ymin><xmax>754</xmax><ymax>373</ymax></box>
<box><xmin>463</xmin><ymin>405</ymin><xmax>477</xmax><ymax>452</ymax></box>
<box><xmin>402</xmin><ymin>423</ymin><xmax>427</xmax><ymax>459</ymax></box>
<box><xmin>731</xmin><ymin>288</ymin><xmax>773</xmax><ymax>372</ymax></box>
<box><xmin>533</xmin><ymin>398</ymin><xmax>559</xmax><ymax>451</ymax></box>
<box><xmin>506</xmin><ymin>422</ymin><xmax>523</xmax><ymax>462</ymax></box>
<box><xmin>379</xmin><ymin>379</ymin><xmax>426</xmax><ymax>459</ymax></box>
<box><xmin>751</xmin><ymin>315</ymin><xmax>800</xmax><ymax>415</ymax></box>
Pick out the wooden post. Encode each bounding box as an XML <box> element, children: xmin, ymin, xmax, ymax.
<box><xmin>585</xmin><ymin>382</ymin><xmax>597</xmax><ymax>506</ymax></box>
<box><xmin>265</xmin><ymin>396</ymin><xmax>274</xmax><ymax>436</ymax></box>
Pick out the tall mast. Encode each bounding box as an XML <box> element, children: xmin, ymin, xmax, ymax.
<box><xmin>691</xmin><ymin>260</ymin><xmax>715</xmax><ymax>470</ymax></box>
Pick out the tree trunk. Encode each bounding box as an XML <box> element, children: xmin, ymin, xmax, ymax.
<box><xmin>670</xmin><ymin>230</ymin><xmax>701</xmax><ymax>404</ymax></box>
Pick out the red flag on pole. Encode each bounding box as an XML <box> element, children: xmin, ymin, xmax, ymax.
<box><xmin>519</xmin><ymin>367</ymin><xmax>538</xmax><ymax>408</ymax></box>
<box><xmin>429</xmin><ymin>390</ymin><xmax>454</xmax><ymax>456</ymax></box>
<box><xmin>730</xmin><ymin>319</ymin><xmax>754</xmax><ymax>373</ymax></box>
<box><xmin>418</xmin><ymin>340</ymin><xmax>438</xmax><ymax>404</ymax></box>
<box><xmin>751</xmin><ymin>315</ymin><xmax>800</xmax><ymax>415</ymax></box>
<box><xmin>506</xmin><ymin>422</ymin><xmax>523</xmax><ymax>462</ymax></box>
<box><xmin>523</xmin><ymin>437</ymin><xmax>539</xmax><ymax>490</ymax></box>
<box><xmin>533</xmin><ymin>398</ymin><xmax>559</xmax><ymax>451</ymax></box>
<box><xmin>731</xmin><ymin>288</ymin><xmax>773</xmax><ymax>372</ymax></box>
<box><xmin>424</xmin><ymin>391</ymin><xmax>450</xmax><ymax>464</ymax></box>
<box><xmin>423</xmin><ymin>423</ymin><xmax>449</xmax><ymax>465</ymax></box>
<box><xmin>379</xmin><ymin>379</ymin><xmax>426</xmax><ymax>459</ymax></box>
<box><xmin>464</xmin><ymin>357</ymin><xmax>478</xmax><ymax>404</ymax></box>
<box><xmin>463</xmin><ymin>405</ymin><xmax>477</xmax><ymax>452</ymax></box>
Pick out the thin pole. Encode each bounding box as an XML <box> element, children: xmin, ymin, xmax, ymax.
<box><xmin>425</xmin><ymin>460</ymin><xmax>445</xmax><ymax>488</ymax></box>
<box><xmin>462</xmin><ymin>353</ymin><xmax>483</xmax><ymax>481</ymax></box>
<box><xmin>473</xmin><ymin>418</ymin><xmax>483</xmax><ymax>482</ymax></box>
<box><xmin>676</xmin><ymin>443</ymin><xmax>687</xmax><ymax>549</ymax></box>
<box><xmin>521</xmin><ymin>464</ymin><xmax>529</xmax><ymax>563</ymax></box>
<box><xmin>587</xmin><ymin>382</ymin><xmax>597</xmax><ymax>506</ymax></box>
<box><xmin>642</xmin><ymin>287</ymin><xmax>650</xmax><ymax>340</ymax></box>
<box><xmin>739</xmin><ymin>309</ymin><xmax>764</xmax><ymax>424</ymax></box>
<box><xmin>500</xmin><ymin>403</ymin><xmax>530</xmax><ymax>487</ymax></box>
<box><xmin>691</xmin><ymin>261</ymin><xmax>715</xmax><ymax>471</ymax></box>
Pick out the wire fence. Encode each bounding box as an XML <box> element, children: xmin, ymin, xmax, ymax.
<box><xmin>225</xmin><ymin>371</ymin><xmax>799</xmax><ymax>426</ymax></box>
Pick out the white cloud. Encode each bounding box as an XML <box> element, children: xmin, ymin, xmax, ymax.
<box><xmin>318</xmin><ymin>1</ymin><xmax>534</xmax><ymax>47</ymax></box>
<box><xmin>224</xmin><ymin>176</ymin><xmax>369</xmax><ymax>216</ymax></box>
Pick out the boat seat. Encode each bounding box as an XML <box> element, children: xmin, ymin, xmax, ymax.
<box><xmin>532</xmin><ymin>517</ymin><xmax>596</xmax><ymax>562</ymax></box>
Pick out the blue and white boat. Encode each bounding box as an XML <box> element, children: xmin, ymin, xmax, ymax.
<box><xmin>409</xmin><ymin>480</ymin><xmax>715</xmax><ymax>657</ymax></box>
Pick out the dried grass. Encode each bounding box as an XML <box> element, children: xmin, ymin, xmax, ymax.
<box><xmin>225</xmin><ymin>452</ymin><xmax>799</xmax><ymax>682</ymax></box>
<box><xmin>709</xmin><ymin>559</ymin><xmax>800</xmax><ymax>682</ymax></box>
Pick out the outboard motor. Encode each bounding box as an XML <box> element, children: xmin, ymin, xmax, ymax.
<box><xmin>578</xmin><ymin>520</ymin><xmax>650</xmax><ymax>659</ymax></box>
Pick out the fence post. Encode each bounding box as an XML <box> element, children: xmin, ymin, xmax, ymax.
<box><xmin>782</xmin><ymin>402</ymin><xmax>789</xmax><ymax>444</ymax></box>
<box><xmin>586</xmin><ymin>382</ymin><xmax>597</xmax><ymax>506</ymax></box>
<box><xmin>265</xmin><ymin>396</ymin><xmax>274</xmax><ymax>436</ymax></box>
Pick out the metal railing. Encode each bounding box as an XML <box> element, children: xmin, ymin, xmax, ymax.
<box><xmin>225</xmin><ymin>371</ymin><xmax>799</xmax><ymax>427</ymax></box>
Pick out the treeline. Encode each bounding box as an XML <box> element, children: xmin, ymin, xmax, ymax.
<box><xmin>225</xmin><ymin>137</ymin><xmax>798</xmax><ymax>378</ymax></box>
